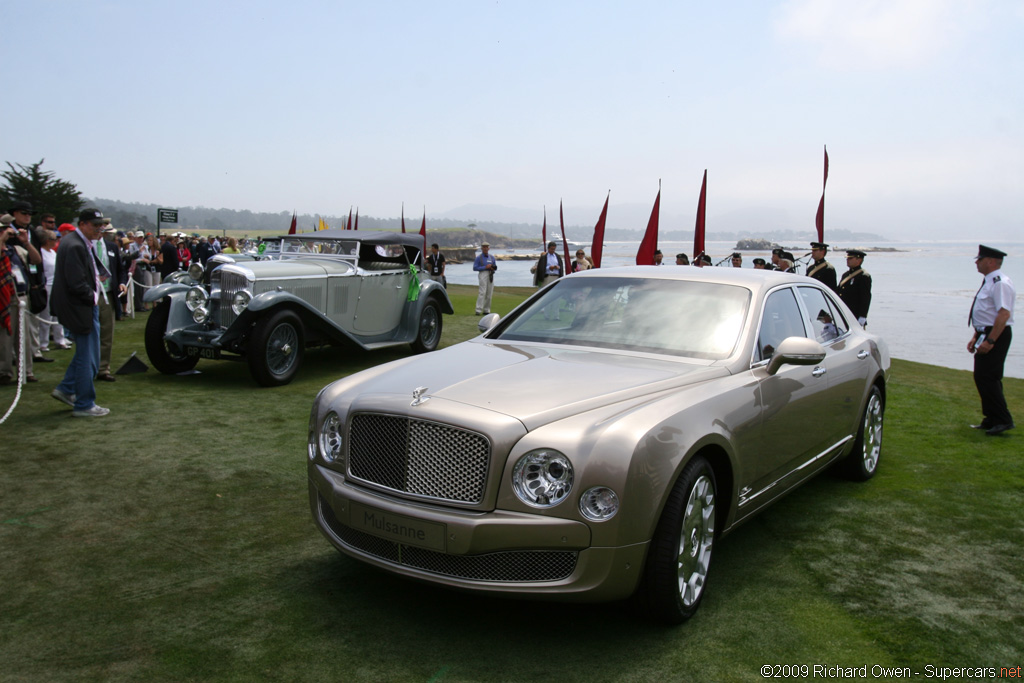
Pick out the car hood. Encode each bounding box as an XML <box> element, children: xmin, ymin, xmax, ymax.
<box><xmin>339</xmin><ymin>340</ymin><xmax>728</xmax><ymax>429</ymax></box>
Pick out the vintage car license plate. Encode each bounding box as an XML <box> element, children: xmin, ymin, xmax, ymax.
<box><xmin>186</xmin><ymin>346</ymin><xmax>219</xmax><ymax>359</ymax></box>
<box><xmin>348</xmin><ymin>502</ymin><xmax>446</xmax><ymax>551</ymax></box>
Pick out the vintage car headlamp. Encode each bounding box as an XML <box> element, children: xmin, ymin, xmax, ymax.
<box><xmin>231</xmin><ymin>290</ymin><xmax>252</xmax><ymax>315</ymax></box>
<box><xmin>319</xmin><ymin>412</ymin><xmax>343</xmax><ymax>463</ymax></box>
<box><xmin>512</xmin><ymin>449</ymin><xmax>573</xmax><ymax>508</ymax></box>
<box><xmin>185</xmin><ymin>286</ymin><xmax>208</xmax><ymax>312</ymax></box>
<box><xmin>579</xmin><ymin>486</ymin><xmax>620</xmax><ymax>521</ymax></box>
<box><xmin>192</xmin><ymin>305</ymin><xmax>210</xmax><ymax>324</ymax></box>
<box><xmin>188</xmin><ymin>262</ymin><xmax>204</xmax><ymax>281</ymax></box>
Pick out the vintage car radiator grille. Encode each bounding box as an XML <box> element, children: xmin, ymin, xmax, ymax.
<box><xmin>214</xmin><ymin>270</ymin><xmax>250</xmax><ymax>328</ymax></box>
<box><xmin>348</xmin><ymin>413</ymin><xmax>489</xmax><ymax>504</ymax></box>
<box><xmin>318</xmin><ymin>495</ymin><xmax>577</xmax><ymax>583</ymax></box>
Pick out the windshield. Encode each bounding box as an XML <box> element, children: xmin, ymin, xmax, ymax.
<box><xmin>280</xmin><ymin>237</ymin><xmax>358</xmax><ymax>256</ymax></box>
<box><xmin>492</xmin><ymin>277</ymin><xmax>750</xmax><ymax>359</ymax></box>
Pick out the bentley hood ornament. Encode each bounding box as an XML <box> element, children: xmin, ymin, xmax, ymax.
<box><xmin>411</xmin><ymin>386</ymin><xmax>430</xmax><ymax>406</ymax></box>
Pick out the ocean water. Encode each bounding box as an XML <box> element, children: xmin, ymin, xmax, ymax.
<box><xmin>443</xmin><ymin>239</ymin><xmax>1024</xmax><ymax>379</ymax></box>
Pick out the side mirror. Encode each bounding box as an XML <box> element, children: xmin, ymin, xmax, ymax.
<box><xmin>478</xmin><ymin>312</ymin><xmax>501</xmax><ymax>333</ymax></box>
<box><xmin>766</xmin><ymin>336</ymin><xmax>826</xmax><ymax>376</ymax></box>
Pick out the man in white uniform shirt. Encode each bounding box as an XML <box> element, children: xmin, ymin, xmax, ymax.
<box><xmin>967</xmin><ymin>244</ymin><xmax>1015</xmax><ymax>435</ymax></box>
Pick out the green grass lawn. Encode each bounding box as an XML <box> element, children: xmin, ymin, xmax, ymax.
<box><xmin>1</xmin><ymin>285</ymin><xmax>1021</xmax><ymax>682</ymax></box>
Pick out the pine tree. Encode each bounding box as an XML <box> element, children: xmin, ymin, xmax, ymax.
<box><xmin>1</xmin><ymin>159</ymin><xmax>83</xmax><ymax>223</ymax></box>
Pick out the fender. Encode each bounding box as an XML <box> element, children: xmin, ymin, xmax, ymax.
<box><xmin>143</xmin><ymin>282</ymin><xmax>191</xmax><ymax>304</ymax></box>
<box><xmin>222</xmin><ymin>291</ymin><xmax>368</xmax><ymax>349</ymax></box>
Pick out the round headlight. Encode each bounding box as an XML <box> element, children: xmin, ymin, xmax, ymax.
<box><xmin>319</xmin><ymin>412</ymin><xmax>343</xmax><ymax>463</ymax></box>
<box><xmin>231</xmin><ymin>290</ymin><xmax>252</xmax><ymax>315</ymax></box>
<box><xmin>192</xmin><ymin>305</ymin><xmax>209</xmax><ymax>324</ymax></box>
<box><xmin>188</xmin><ymin>262</ymin><xmax>204</xmax><ymax>281</ymax></box>
<box><xmin>512</xmin><ymin>449</ymin><xmax>573</xmax><ymax>508</ymax></box>
<box><xmin>185</xmin><ymin>286</ymin><xmax>208</xmax><ymax>312</ymax></box>
<box><xmin>579</xmin><ymin>486</ymin><xmax>620</xmax><ymax>521</ymax></box>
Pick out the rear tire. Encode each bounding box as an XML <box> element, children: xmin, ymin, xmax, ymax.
<box><xmin>145</xmin><ymin>299</ymin><xmax>199</xmax><ymax>375</ymax></box>
<box><xmin>410</xmin><ymin>299</ymin><xmax>442</xmax><ymax>353</ymax></box>
<box><xmin>636</xmin><ymin>455</ymin><xmax>717</xmax><ymax>625</ymax></box>
<box><xmin>845</xmin><ymin>385</ymin><xmax>883</xmax><ymax>481</ymax></box>
<box><xmin>247</xmin><ymin>309</ymin><xmax>304</xmax><ymax>386</ymax></box>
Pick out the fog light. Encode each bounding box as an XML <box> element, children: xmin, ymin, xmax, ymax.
<box><xmin>512</xmin><ymin>449</ymin><xmax>573</xmax><ymax>508</ymax></box>
<box><xmin>231</xmin><ymin>290</ymin><xmax>252</xmax><ymax>315</ymax></box>
<box><xmin>192</xmin><ymin>305</ymin><xmax>209</xmax><ymax>323</ymax></box>
<box><xmin>185</xmin><ymin>286</ymin><xmax>208</xmax><ymax>312</ymax></box>
<box><xmin>319</xmin><ymin>412</ymin><xmax>343</xmax><ymax>463</ymax></box>
<box><xmin>579</xmin><ymin>486</ymin><xmax>619</xmax><ymax>521</ymax></box>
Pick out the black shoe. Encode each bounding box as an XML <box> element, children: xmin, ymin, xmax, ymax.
<box><xmin>970</xmin><ymin>422</ymin><xmax>992</xmax><ymax>430</ymax></box>
<box><xmin>33</xmin><ymin>356</ymin><xmax>56</xmax><ymax>363</ymax></box>
<box><xmin>986</xmin><ymin>423</ymin><xmax>1014</xmax><ymax>436</ymax></box>
<box><xmin>96</xmin><ymin>373</ymin><xmax>117</xmax><ymax>383</ymax></box>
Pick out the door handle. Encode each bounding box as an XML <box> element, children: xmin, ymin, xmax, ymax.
<box><xmin>857</xmin><ymin>350</ymin><xmax>870</xmax><ymax>359</ymax></box>
<box><xmin>812</xmin><ymin>367</ymin><xmax>827</xmax><ymax>377</ymax></box>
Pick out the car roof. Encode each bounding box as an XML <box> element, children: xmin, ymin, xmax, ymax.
<box><xmin>283</xmin><ymin>230</ymin><xmax>423</xmax><ymax>249</ymax></box>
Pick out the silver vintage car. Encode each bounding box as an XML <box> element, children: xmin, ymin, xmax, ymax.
<box><xmin>144</xmin><ymin>231</ymin><xmax>452</xmax><ymax>386</ymax></box>
<box><xmin>307</xmin><ymin>267</ymin><xmax>889</xmax><ymax>623</ymax></box>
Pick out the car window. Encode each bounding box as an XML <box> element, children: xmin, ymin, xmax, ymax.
<box><xmin>756</xmin><ymin>288</ymin><xmax>806</xmax><ymax>361</ymax></box>
<box><xmin>492</xmin><ymin>277</ymin><xmax>750</xmax><ymax>360</ymax></box>
<box><xmin>823</xmin><ymin>293</ymin><xmax>849</xmax><ymax>337</ymax></box>
<box><xmin>797</xmin><ymin>286</ymin><xmax>845</xmax><ymax>344</ymax></box>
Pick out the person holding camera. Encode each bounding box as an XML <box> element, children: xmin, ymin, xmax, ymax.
<box><xmin>1</xmin><ymin>205</ymin><xmax>43</xmax><ymax>385</ymax></box>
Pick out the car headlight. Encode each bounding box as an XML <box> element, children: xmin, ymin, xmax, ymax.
<box><xmin>231</xmin><ymin>290</ymin><xmax>252</xmax><ymax>315</ymax></box>
<box><xmin>512</xmin><ymin>449</ymin><xmax>573</xmax><ymax>508</ymax></box>
<box><xmin>579</xmin><ymin>486</ymin><xmax>620</xmax><ymax>521</ymax></box>
<box><xmin>188</xmin><ymin>262</ymin><xmax>204</xmax><ymax>281</ymax></box>
<box><xmin>185</xmin><ymin>286</ymin><xmax>208</xmax><ymax>312</ymax></box>
<box><xmin>319</xmin><ymin>412</ymin><xmax>343</xmax><ymax>463</ymax></box>
<box><xmin>192</xmin><ymin>305</ymin><xmax>210</xmax><ymax>324</ymax></box>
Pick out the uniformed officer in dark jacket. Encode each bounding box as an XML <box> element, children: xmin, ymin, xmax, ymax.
<box><xmin>806</xmin><ymin>242</ymin><xmax>837</xmax><ymax>291</ymax></box>
<box><xmin>838</xmin><ymin>249</ymin><xmax>872</xmax><ymax>326</ymax></box>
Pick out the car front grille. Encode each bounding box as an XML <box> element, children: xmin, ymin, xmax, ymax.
<box><xmin>318</xmin><ymin>495</ymin><xmax>577</xmax><ymax>583</ymax></box>
<box><xmin>348</xmin><ymin>413</ymin><xmax>490</xmax><ymax>504</ymax></box>
<box><xmin>213</xmin><ymin>269</ymin><xmax>250</xmax><ymax>328</ymax></box>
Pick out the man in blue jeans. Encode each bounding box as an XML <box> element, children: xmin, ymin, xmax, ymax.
<box><xmin>50</xmin><ymin>209</ymin><xmax>110</xmax><ymax>417</ymax></box>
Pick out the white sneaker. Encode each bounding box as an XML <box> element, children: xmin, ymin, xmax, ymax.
<box><xmin>72</xmin><ymin>404</ymin><xmax>110</xmax><ymax>417</ymax></box>
<box><xmin>51</xmin><ymin>388</ymin><xmax>76</xmax><ymax>407</ymax></box>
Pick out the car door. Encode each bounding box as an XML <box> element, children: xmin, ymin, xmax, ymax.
<box><xmin>740</xmin><ymin>286</ymin><xmax>836</xmax><ymax>512</ymax></box>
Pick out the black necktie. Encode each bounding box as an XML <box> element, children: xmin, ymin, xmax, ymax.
<box><xmin>968</xmin><ymin>278</ymin><xmax>985</xmax><ymax>327</ymax></box>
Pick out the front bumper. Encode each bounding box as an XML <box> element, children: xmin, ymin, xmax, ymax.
<box><xmin>309</xmin><ymin>464</ymin><xmax>648</xmax><ymax>602</ymax></box>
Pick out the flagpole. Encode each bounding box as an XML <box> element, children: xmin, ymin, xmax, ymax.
<box><xmin>815</xmin><ymin>145</ymin><xmax>828</xmax><ymax>243</ymax></box>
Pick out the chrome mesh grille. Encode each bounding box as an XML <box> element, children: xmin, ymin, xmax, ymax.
<box><xmin>215</xmin><ymin>270</ymin><xmax>249</xmax><ymax>328</ymax></box>
<box><xmin>319</xmin><ymin>495</ymin><xmax>577</xmax><ymax>583</ymax></box>
<box><xmin>348</xmin><ymin>414</ymin><xmax>489</xmax><ymax>504</ymax></box>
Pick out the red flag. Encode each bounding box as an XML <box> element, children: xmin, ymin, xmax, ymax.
<box><xmin>635</xmin><ymin>182</ymin><xmax>660</xmax><ymax>265</ymax></box>
<box><xmin>419</xmin><ymin>208</ymin><xmax>427</xmax><ymax>257</ymax></box>
<box><xmin>591</xmin><ymin>191</ymin><xmax>609</xmax><ymax>268</ymax></box>
<box><xmin>354</xmin><ymin>208</ymin><xmax>359</xmax><ymax>231</ymax></box>
<box><xmin>815</xmin><ymin>145</ymin><xmax>828</xmax><ymax>243</ymax></box>
<box><xmin>287</xmin><ymin>210</ymin><xmax>297</xmax><ymax>235</ymax></box>
<box><xmin>559</xmin><ymin>201</ymin><xmax>571</xmax><ymax>277</ymax></box>
<box><xmin>401</xmin><ymin>203</ymin><xmax>406</xmax><ymax>233</ymax></box>
<box><xmin>693</xmin><ymin>170</ymin><xmax>707</xmax><ymax>262</ymax></box>
<box><xmin>347</xmin><ymin>207</ymin><xmax>352</xmax><ymax>231</ymax></box>
<box><xmin>541</xmin><ymin>206</ymin><xmax>546</xmax><ymax>247</ymax></box>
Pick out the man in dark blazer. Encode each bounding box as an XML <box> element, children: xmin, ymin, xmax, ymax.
<box><xmin>50</xmin><ymin>209</ymin><xmax>110</xmax><ymax>417</ymax></box>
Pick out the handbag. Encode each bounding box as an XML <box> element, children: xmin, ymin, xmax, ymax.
<box><xmin>28</xmin><ymin>284</ymin><xmax>47</xmax><ymax>314</ymax></box>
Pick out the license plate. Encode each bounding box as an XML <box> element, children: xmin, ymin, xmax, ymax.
<box><xmin>186</xmin><ymin>346</ymin><xmax>219</xmax><ymax>359</ymax></box>
<box><xmin>348</xmin><ymin>502</ymin><xmax>446</xmax><ymax>551</ymax></box>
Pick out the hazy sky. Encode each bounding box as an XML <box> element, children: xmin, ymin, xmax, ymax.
<box><xmin>5</xmin><ymin>0</ymin><xmax>1023</xmax><ymax>240</ymax></box>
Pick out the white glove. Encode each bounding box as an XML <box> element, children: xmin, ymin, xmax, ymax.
<box><xmin>858</xmin><ymin>317</ymin><xmax>867</xmax><ymax>326</ymax></box>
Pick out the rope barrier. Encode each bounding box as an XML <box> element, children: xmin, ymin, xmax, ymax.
<box><xmin>1</xmin><ymin>297</ymin><xmax>27</xmax><ymax>425</ymax></box>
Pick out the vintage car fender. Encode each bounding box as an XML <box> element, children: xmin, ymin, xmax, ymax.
<box><xmin>143</xmin><ymin>282</ymin><xmax>191</xmax><ymax>304</ymax></box>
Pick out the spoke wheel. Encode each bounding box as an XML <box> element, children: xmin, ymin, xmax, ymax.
<box><xmin>637</xmin><ymin>455</ymin><xmax>717</xmax><ymax>624</ymax></box>
<box><xmin>845</xmin><ymin>385</ymin><xmax>884</xmax><ymax>481</ymax></box>
<box><xmin>410</xmin><ymin>299</ymin><xmax>443</xmax><ymax>353</ymax></box>
<box><xmin>248</xmin><ymin>309</ymin><xmax>304</xmax><ymax>386</ymax></box>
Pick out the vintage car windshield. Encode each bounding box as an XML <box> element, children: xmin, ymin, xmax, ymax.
<box><xmin>492</xmin><ymin>276</ymin><xmax>751</xmax><ymax>359</ymax></box>
<box><xmin>280</xmin><ymin>237</ymin><xmax>359</xmax><ymax>256</ymax></box>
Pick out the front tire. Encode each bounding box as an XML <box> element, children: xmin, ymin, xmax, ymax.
<box><xmin>637</xmin><ymin>455</ymin><xmax>717</xmax><ymax>625</ymax></box>
<box><xmin>247</xmin><ymin>309</ymin><xmax>304</xmax><ymax>386</ymax></box>
<box><xmin>410</xmin><ymin>299</ymin><xmax>442</xmax><ymax>353</ymax></box>
<box><xmin>845</xmin><ymin>385</ymin><xmax>883</xmax><ymax>481</ymax></box>
<box><xmin>145</xmin><ymin>299</ymin><xmax>199</xmax><ymax>375</ymax></box>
